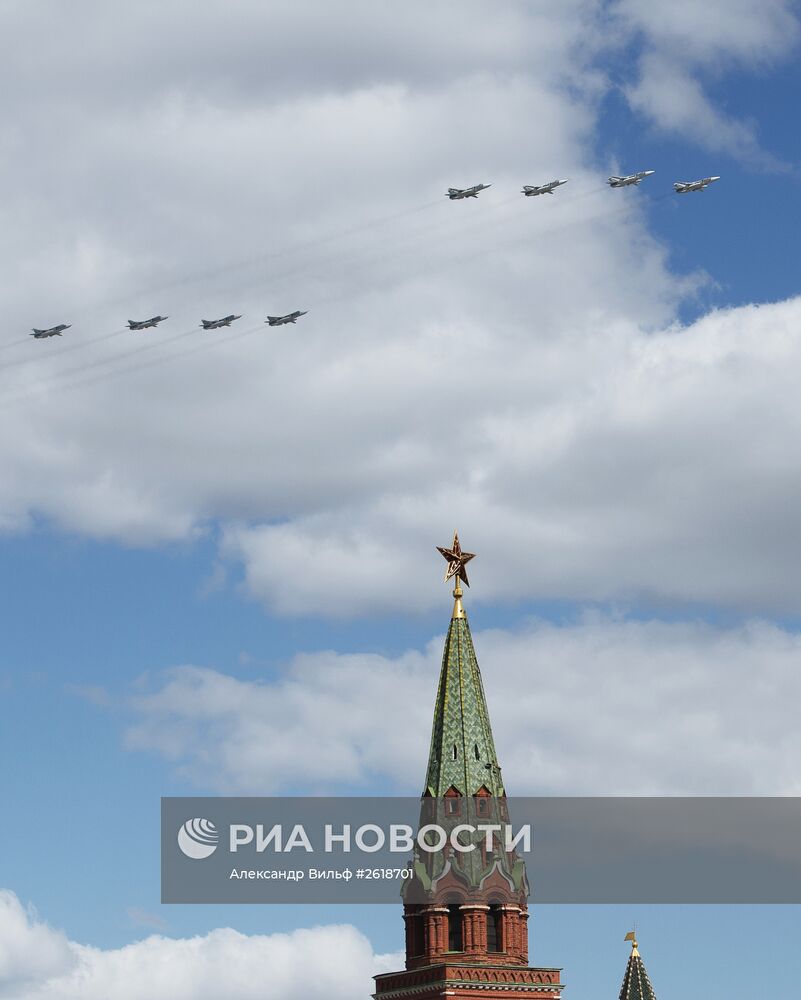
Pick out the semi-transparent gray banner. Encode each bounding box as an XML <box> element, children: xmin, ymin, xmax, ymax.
<box><xmin>161</xmin><ymin>797</ymin><xmax>801</xmax><ymax>904</ymax></box>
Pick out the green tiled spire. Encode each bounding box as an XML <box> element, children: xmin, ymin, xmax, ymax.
<box><xmin>402</xmin><ymin>555</ymin><xmax>529</xmax><ymax>901</ymax></box>
<box><xmin>619</xmin><ymin>936</ymin><xmax>658</xmax><ymax>1000</ymax></box>
<box><xmin>423</xmin><ymin>583</ymin><xmax>504</xmax><ymax>798</ymax></box>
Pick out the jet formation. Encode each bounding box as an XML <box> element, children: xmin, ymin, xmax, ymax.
<box><xmin>128</xmin><ymin>316</ymin><xmax>168</xmax><ymax>330</ymax></box>
<box><xmin>31</xmin><ymin>324</ymin><xmax>70</xmax><ymax>338</ymax></box>
<box><xmin>266</xmin><ymin>311</ymin><xmax>308</xmax><ymax>326</ymax></box>
<box><xmin>522</xmin><ymin>179</ymin><xmax>568</xmax><ymax>196</ymax></box>
<box><xmin>674</xmin><ymin>176</ymin><xmax>721</xmax><ymax>193</ymax></box>
<box><xmin>446</xmin><ymin>183</ymin><xmax>491</xmax><ymax>200</ymax></box>
<box><xmin>25</xmin><ymin>168</ymin><xmax>722</xmax><ymax>344</ymax></box>
<box><xmin>200</xmin><ymin>315</ymin><xmax>242</xmax><ymax>329</ymax></box>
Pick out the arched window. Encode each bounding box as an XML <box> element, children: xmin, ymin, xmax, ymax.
<box><xmin>447</xmin><ymin>903</ymin><xmax>463</xmax><ymax>952</ymax></box>
<box><xmin>452</xmin><ymin>743</ymin><xmax>458</xmax><ymax>760</ymax></box>
<box><xmin>486</xmin><ymin>903</ymin><xmax>503</xmax><ymax>953</ymax></box>
<box><xmin>474</xmin><ymin>743</ymin><xmax>481</xmax><ymax>760</ymax></box>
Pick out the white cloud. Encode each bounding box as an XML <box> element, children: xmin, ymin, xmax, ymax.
<box><xmin>622</xmin><ymin>53</ymin><xmax>781</xmax><ymax>168</ymax></box>
<box><xmin>0</xmin><ymin>889</ymin><xmax>400</xmax><ymax>1000</ymax></box>
<box><xmin>125</xmin><ymin>614</ymin><xmax>801</xmax><ymax>796</ymax></box>
<box><xmin>223</xmin><ymin>296</ymin><xmax>801</xmax><ymax>617</ymax></box>
<box><xmin>612</xmin><ymin>0</ymin><xmax>799</xmax><ymax>64</ymax></box>
<box><xmin>0</xmin><ymin>3</ymin><xmax>681</xmax><ymax>596</ymax></box>
<box><xmin>0</xmin><ymin>893</ymin><xmax>74</xmax><ymax>996</ymax></box>
<box><xmin>611</xmin><ymin>0</ymin><xmax>799</xmax><ymax>166</ymax></box>
<box><xmin>0</xmin><ymin>1</ymin><xmax>799</xmax><ymax>618</ymax></box>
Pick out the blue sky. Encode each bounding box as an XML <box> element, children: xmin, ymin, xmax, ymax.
<box><xmin>1</xmin><ymin>2</ymin><xmax>800</xmax><ymax>998</ymax></box>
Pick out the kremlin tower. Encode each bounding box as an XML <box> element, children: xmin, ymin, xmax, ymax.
<box><xmin>373</xmin><ymin>534</ymin><xmax>563</xmax><ymax>1000</ymax></box>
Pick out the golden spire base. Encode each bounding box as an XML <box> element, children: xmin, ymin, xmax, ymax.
<box><xmin>452</xmin><ymin>583</ymin><xmax>466</xmax><ymax>619</ymax></box>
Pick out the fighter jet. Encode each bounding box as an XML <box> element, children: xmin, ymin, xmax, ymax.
<box><xmin>265</xmin><ymin>310</ymin><xmax>308</xmax><ymax>327</ymax></box>
<box><xmin>522</xmin><ymin>179</ymin><xmax>568</xmax><ymax>196</ymax></box>
<box><xmin>200</xmin><ymin>315</ymin><xmax>241</xmax><ymax>329</ymax></box>
<box><xmin>446</xmin><ymin>184</ymin><xmax>491</xmax><ymax>200</ymax></box>
<box><xmin>31</xmin><ymin>324</ymin><xmax>70</xmax><ymax>338</ymax></box>
<box><xmin>128</xmin><ymin>316</ymin><xmax>168</xmax><ymax>330</ymax></box>
<box><xmin>608</xmin><ymin>170</ymin><xmax>655</xmax><ymax>188</ymax></box>
<box><xmin>674</xmin><ymin>176</ymin><xmax>720</xmax><ymax>193</ymax></box>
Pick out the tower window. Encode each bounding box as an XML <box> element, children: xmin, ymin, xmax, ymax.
<box><xmin>447</xmin><ymin>904</ymin><xmax>463</xmax><ymax>952</ymax></box>
<box><xmin>487</xmin><ymin>904</ymin><xmax>503</xmax><ymax>952</ymax></box>
<box><xmin>474</xmin><ymin>743</ymin><xmax>481</xmax><ymax>760</ymax></box>
<box><xmin>452</xmin><ymin>743</ymin><xmax>458</xmax><ymax>760</ymax></box>
<box><xmin>475</xmin><ymin>785</ymin><xmax>491</xmax><ymax>818</ymax></box>
<box><xmin>444</xmin><ymin>786</ymin><xmax>462</xmax><ymax>816</ymax></box>
<box><xmin>407</xmin><ymin>912</ymin><xmax>424</xmax><ymax>957</ymax></box>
